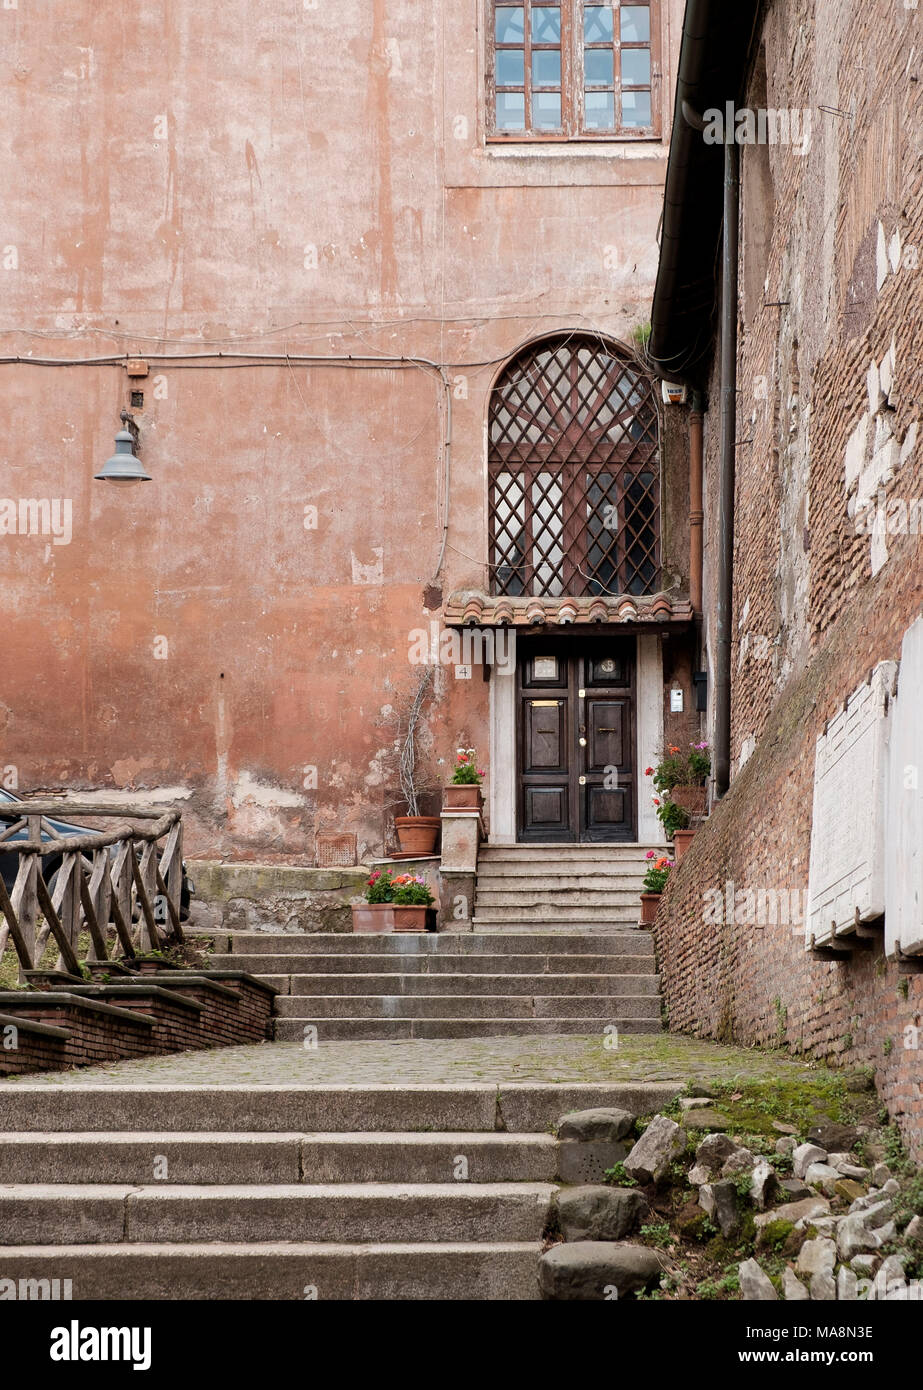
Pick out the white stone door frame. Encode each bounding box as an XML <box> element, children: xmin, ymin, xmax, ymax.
<box><xmin>488</xmin><ymin>631</ymin><xmax>664</xmax><ymax>845</ymax></box>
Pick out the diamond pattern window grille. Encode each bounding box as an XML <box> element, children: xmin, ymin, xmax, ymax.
<box><xmin>488</xmin><ymin>335</ymin><xmax>661</xmax><ymax>598</ymax></box>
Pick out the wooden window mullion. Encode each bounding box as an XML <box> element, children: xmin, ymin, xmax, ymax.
<box><xmin>523</xmin><ymin>0</ymin><xmax>533</xmax><ymax>134</ymax></box>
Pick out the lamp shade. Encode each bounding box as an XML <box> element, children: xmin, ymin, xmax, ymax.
<box><xmin>94</xmin><ymin>429</ymin><xmax>152</xmax><ymax>483</ymax></box>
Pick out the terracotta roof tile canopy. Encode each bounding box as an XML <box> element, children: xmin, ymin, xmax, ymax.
<box><xmin>444</xmin><ymin>591</ymin><xmax>694</xmax><ymax>631</ymax></box>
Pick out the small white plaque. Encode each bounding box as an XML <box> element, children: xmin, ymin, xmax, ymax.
<box><xmin>454</xmin><ymin>665</ymin><xmax>472</xmax><ymax>681</ymax></box>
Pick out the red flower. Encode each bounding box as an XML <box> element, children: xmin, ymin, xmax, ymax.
<box><xmin>645</xmin><ymin>767</ymin><xmax>654</xmax><ymax>777</ymax></box>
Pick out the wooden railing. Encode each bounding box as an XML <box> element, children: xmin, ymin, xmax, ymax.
<box><xmin>0</xmin><ymin>802</ymin><xmax>184</xmax><ymax>980</ymax></box>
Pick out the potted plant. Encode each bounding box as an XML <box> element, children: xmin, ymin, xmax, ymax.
<box><xmin>351</xmin><ymin>869</ymin><xmax>437</xmax><ymax>933</ymax></box>
<box><xmin>444</xmin><ymin>748</ymin><xmax>485</xmax><ymax>810</ymax></box>
<box><xmin>647</xmin><ymin>742</ymin><xmax>711</xmax><ymax>818</ymax></box>
<box><xmin>645</xmin><ymin>741</ymin><xmax>711</xmax><ymax>838</ymax></box>
<box><xmin>640</xmin><ymin>852</ymin><xmax>674</xmax><ymax>925</ymax></box>
<box><xmin>393</xmin><ymin>669</ymin><xmax>442</xmax><ymax>856</ymax></box>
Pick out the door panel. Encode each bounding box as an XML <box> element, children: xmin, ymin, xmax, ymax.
<box><xmin>518</xmin><ymin>640</ymin><xmax>636</xmax><ymax>843</ymax></box>
<box><xmin>524</xmin><ymin>700</ymin><xmax>567</xmax><ymax>771</ymax></box>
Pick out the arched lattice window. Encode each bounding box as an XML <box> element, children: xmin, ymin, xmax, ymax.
<box><xmin>488</xmin><ymin>334</ymin><xmax>660</xmax><ymax>598</ymax></box>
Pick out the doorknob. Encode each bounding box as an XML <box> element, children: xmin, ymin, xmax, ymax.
<box><xmin>579</xmin><ymin>737</ymin><xmax>587</xmax><ymax>747</ymax></box>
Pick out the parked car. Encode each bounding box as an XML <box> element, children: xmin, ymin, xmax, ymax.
<box><xmin>0</xmin><ymin>788</ymin><xmax>193</xmax><ymax>921</ymax></box>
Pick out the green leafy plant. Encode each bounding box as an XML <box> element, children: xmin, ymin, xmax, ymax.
<box><xmin>451</xmin><ymin>748</ymin><xmax>485</xmax><ymax>786</ymax></box>
<box><xmin>364</xmin><ymin>869</ymin><xmax>434</xmax><ymax>907</ymax></box>
<box><xmin>631</xmin><ymin>320</ymin><xmax>652</xmax><ymax>350</ymax></box>
<box><xmin>603</xmin><ymin>1162</ymin><xmax>638</xmax><ymax>1187</ymax></box>
<box><xmin>645</xmin><ymin>742</ymin><xmax>711</xmax><ymax>836</ymax></box>
<box><xmin>643</xmin><ymin>853</ymin><xmax>675</xmax><ymax>894</ymax></box>
<box><xmin>640</xmin><ymin>1222</ymin><xmax>672</xmax><ymax>1248</ymax></box>
<box><xmin>655</xmin><ymin>798</ymin><xmax>691</xmax><ymax>836</ymax></box>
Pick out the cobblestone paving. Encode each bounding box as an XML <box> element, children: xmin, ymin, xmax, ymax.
<box><xmin>1</xmin><ymin>1033</ymin><xmax>829</xmax><ymax>1087</ymax></box>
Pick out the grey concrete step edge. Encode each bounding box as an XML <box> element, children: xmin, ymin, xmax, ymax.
<box><xmin>275</xmin><ymin>973</ymin><xmax>662</xmax><ymax>997</ymax></box>
<box><xmin>0</xmin><ymin>1082</ymin><xmax>682</xmax><ymax>1133</ymax></box>
<box><xmin>472</xmin><ymin>895</ymin><xmax>644</xmax><ymax>906</ymax></box>
<box><xmin>0</xmin><ymin>1132</ymin><xmax>560</xmax><ymax>1184</ymax></box>
<box><xmin>273</xmin><ymin>996</ymin><xmax>663</xmax><ymax>1019</ymax></box>
<box><xmin>0</xmin><ymin>1183</ymin><xmax>556</xmax><ymax>1246</ymax></box>
<box><xmin>271</xmin><ymin>1018</ymin><xmax>663</xmax><ymax>1040</ymax></box>
<box><xmin>0</xmin><ymin>1243</ymin><xmax>543</xmax><ymax>1300</ymax></box>
<box><xmin>211</xmin><ymin>932</ymin><xmax>654</xmax><ymax>952</ymax></box>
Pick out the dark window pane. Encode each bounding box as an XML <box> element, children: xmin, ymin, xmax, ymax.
<box><xmin>584</xmin><ymin>49</ymin><xmax>614</xmax><ymax>85</ymax></box>
<box><xmin>532</xmin><ymin>90</ymin><xmax>562</xmax><ymax>128</ymax></box>
<box><xmin>621</xmin><ymin>48</ymin><xmax>651</xmax><ymax>86</ymax></box>
<box><xmin>584</xmin><ymin>5</ymin><xmax>614</xmax><ymax>42</ymax></box>
<box><xmin>622</xmin><ymin>90</ymin><xmax>652</xmax><ymax>127</ymax></box>
<box><xmin>532</xmin><ymin>49</ymin><xmax>561</xmax><ymax>87</ymax></box>
<box><xmin>496</xmin><ymin>49</ymin><xmax>525</xmax><ymax>85</ymax></box>
<box><xmin>621</xmin><ymin>5</ymin><xmax>651</xmax><ymax>42</ymax></box>
<box><xmin>531</xmin><ymin>6</ymin><xmax>561</xmax><ymax>42</ymax></box>
<box><xmin>495</xmin><ymin>6</ymin><xmax>525</xmax><ymax>42</ymax></box>
<box><xmin>496</xmin><ymin>91</ymin><xmax>526</xmax><ymax>128</ymax></box>
<box><xmin>585</xmin><ymin>90</ymin><xmax>615</xmax><ymax>129</ymax></box>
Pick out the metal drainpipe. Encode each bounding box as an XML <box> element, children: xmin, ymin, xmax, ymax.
<box><xmin>714</xmin><ymin>138</ymin><xmax>740</xmax><ymax>799</ymax></box>
<box><xmin>689</xmin><ymin>390</ymin><xmax>704</xmax><ymax>615</ymax></box>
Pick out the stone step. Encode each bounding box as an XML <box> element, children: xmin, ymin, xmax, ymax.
<box><xmin>475</xmin><ymin>873</ymin><xmax>646</xmax><ymax>890</ymax></box>
<box><xmin>0</xmin><ymin>1242</ymin><xmax>543</xmax><ymax>1299</ymax></box>
<box><xmin>0</xmin><ymin>1132</ymin><xmax>560</xmax><ymax>1185</ymax></box>
<box><xmin>470</xmin><ymin>906</ymin><xmax>643</xmax><ymax>923</ymax></box>
<box><xmin>474</xmin><ymin>889</ymin><xmax>643</xmax><ymax>907</ymax></box>
<box><xmin>275</xmin><ymin>993</ymin><xmax>661</xmax><ymax>1020</ymax></box>
<box><xmin>216</xmin><ymin>931</ymin><xmax>652</xmax><ymax>955</ymax></box>
<box><xmin>273</xmin><ymin>1017</ymin><xmax>662</xmax><ymax>1040</ymax></box>
<box><xmin>467</xmin><ymin>924</ymin><xmax>647</xmax><ymax>933</ymax></box>
<box><xmin>479</xmin><ymin>845</ymin><xmax>664</xmax><ymax>858</ymax></box>
<box><xmin>0</xmin><ymin>1182</ymin><xmax>555</xmax><ymax>1246</ymax></box>
<box><xmin>475</xmin><ymin>867</ymin><xmax>647</xmax><ymax>878</ymax></box>
<box><xmin>0</xmin><ymin>1082</ymin><xmax>681</xmax><ymax>1133</ymax></box>
<box><xmin>275</xmin><ymin>972</ymin><xmax>660</xmax><ymax>997</ymax></box>
<box><xmin>211</xmin><ymin>950</ymin><xmax>653</xmax><ymax>978</ymax></box>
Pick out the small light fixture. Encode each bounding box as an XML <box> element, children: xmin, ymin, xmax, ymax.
<box><xmin>94</xmin><ymin>411</ymin><xmax>152</xmax><ymax>484</ymax></box>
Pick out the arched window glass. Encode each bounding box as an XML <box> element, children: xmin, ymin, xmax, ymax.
<box><xmin>488</xmin><ymin>334</ymin><xmax>660</xmax><ymax>598</ymax></box>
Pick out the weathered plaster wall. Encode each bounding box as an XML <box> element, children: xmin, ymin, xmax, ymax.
<box><xmin>0</xmin><ymin>0</ymin><xmax>684</xmax><ymax>861</ymax></box>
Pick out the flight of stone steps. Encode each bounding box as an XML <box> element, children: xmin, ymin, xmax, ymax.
<box><xmin>0</xmin><ymin>1079</ymin><xmax>679</xmax><ymax>1299</ymax></box>
<box><xmin>206</xmin><ymin>930</ymin><xmax>662</xmax><ymax>1041</ymax></box>
<box><xmin>473</xmin><ymin>844</ymin><xmax>661</xmax><ymax>928</ymax></box>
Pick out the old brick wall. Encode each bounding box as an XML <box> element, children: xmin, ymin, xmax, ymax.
<box><xmin>655</xmin><ymin>0</ymin><xmax>923</xmax><ymax>1155</ymax></box>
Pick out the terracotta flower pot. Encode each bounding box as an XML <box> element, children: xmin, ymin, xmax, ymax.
<box><xmin>394</xmin><ymin>816</ymin><xmax>441</xmax><ymax>856</ymax></box>
<box><xmin>352</xmin><ymin>904</ymin><xmax>436</xmax><ymax>934</ymax></box>
<box><xmin>443</xmin><ymin>784</ymin><xmax>483</xmax><ymax>811</ymax></box>
<box><xmin>673</xmin><ymin>828</ymin><xmax>696</xmax><ymax>862</ymax></box>
<box><xmin>670</xmin><ymin>784</ymin><xmax>707</xmax><ymax>816</ymax></box>
<box><xmin>392</xmin><ymin>906</ymin><xmax>437</xmax><ymax>933</ymax></box>
<box><xmin>352</xmin><ymin>903</ymin><xmax>395</xmax><ymax>934</ymax></box>
<box><xmin>640</xmin><ymin>891</ymin><xmax>661</xmax><ymax>925</ymax></box>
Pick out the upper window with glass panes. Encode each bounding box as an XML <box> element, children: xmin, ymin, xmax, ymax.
<box><xmin>487</xmin><ymin>1</ymin><xmax>659</xmax><ymax>140</ymax></box>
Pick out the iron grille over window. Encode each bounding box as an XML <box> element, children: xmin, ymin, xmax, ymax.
<box><xmin>488</xmin><ymin>335</ymin><xmax>661</xmax><ymax>598</ymax></box>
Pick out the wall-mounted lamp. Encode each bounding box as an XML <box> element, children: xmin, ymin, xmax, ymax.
<box><xmin>94</xmin><ymin>411</ymin><xmax>152</xmax><ymax>484</ymax></box>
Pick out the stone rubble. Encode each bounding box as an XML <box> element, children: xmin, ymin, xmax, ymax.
<box><xmin>542</xmin><ymin>1101</ymin><xmax>921</xmax><ymax>1302</ymax></box>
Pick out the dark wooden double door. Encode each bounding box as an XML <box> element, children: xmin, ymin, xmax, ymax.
<box><xmin>518</xmin><ymin>639</ymin><xmax>636</xmax><ymax>843</ymax></box>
